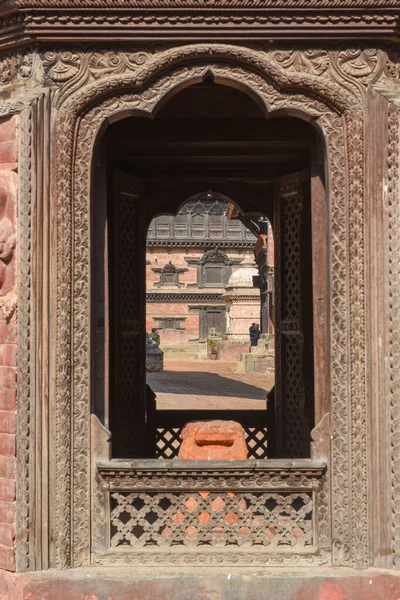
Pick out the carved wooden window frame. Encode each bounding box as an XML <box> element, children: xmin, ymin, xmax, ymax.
<box><xmin>44</xmin><ymin>46</ymin><xmax>370</xmax><ymax>570</ymax></box>
<box><xmin>152</xmin><ymin>261</ymin><xmax>188</xmax><ymax>288</ymax></box>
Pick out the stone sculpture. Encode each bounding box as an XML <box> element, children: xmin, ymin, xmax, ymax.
<box><xmin>178</xmin><ymin>420</ymin><xmax>248</xmax><ymax>460</ymax></box>
<box><xmin>145</xmin><ymin>332</ymin><xmax>164</xmax><ymax>372</ymax></box>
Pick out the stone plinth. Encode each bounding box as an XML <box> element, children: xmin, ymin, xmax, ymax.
<box><xmin>236</xmin><ymin>353</ymin><xmax>274</xmax><ymax>374</ymax></box>
<box><xmin>235</xmin><ymin>333</ymin><xmax>275</xmax><ymax>374</ymax></box>
<box><xmin>178</xmin><ymin>420</ymin><xmax>248</xmax><ymax>460</ymax></box>
<box><xmin>250</xmin><ymin>333</ymin><xmax>274</xmax><ymax>355</ymax></box>
<box><xmin>217</xmin><ymin>340</ymin><xmax>249</xmax><ymax>361</ymax></box>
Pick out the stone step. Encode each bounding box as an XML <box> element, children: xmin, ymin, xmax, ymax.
<box><xmin>162</xmin><ymin>344</ymin><xmax>208</xmax><ymax>359</ymax></box>
<box><xmin>1</xmin><ymin>567</ymin><xmax>398</xmax><ymax>599</ymax></box>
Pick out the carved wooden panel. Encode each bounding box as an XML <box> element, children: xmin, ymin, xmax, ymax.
<box><xmin>110</xmin><ymin>172</ymin><xmax>146</xmax><ymax>458</ymax></box>
<box><xmin>93</xmin><ymin>462</ymin><xmax>327</xmax><ymax>566</ymax></box>
<box><xmin>274</xmin><ymin>176</ymin><xmax>312</xmax><ymax>458</ymax></box>
<box><xmin>110</xmin><ymin>490</ymin><xmax>313</xmax><ymax>549</ymax></box>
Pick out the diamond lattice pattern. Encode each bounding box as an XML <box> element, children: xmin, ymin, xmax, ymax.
<box><xmin>155</xmin><ymin>427</ymin><xmax>268</xmax><ymax>459</ymax></box>
<box><xmin>110</xmin><ymin>491</ymin><xmax>313</xmax><ymax>548</ymax></box>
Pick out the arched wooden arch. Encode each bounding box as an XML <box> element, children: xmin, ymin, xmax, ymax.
<box><xmin>50</xmin><ymin>48</ymin><xmax>366</xmax><ymax>570</ymax></box>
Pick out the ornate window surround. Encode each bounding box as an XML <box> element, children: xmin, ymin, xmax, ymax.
<box><xmin>152</xmin><ymin>261</ymin><xmax>188</xmax><ymax>288</ymax></box>
<box><xmin>15</xmin><ymin>42</ymin><xmax>398</xmax><ymax>572</ymax></box>
<box><xmin>52</xmin><ymin>47</ymin><xmax>362</xmax><ymax>570</ymax></box>
<box><xmin>187</xmin><ymin>248</ymin><xmax>233</xmax><ymax>289</ymax></box>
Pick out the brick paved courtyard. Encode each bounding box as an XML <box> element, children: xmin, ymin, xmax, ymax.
<box><xmin>147</xmin><ymin>359</ymin><xmax>274</xmax><ymax>410</ymax></box>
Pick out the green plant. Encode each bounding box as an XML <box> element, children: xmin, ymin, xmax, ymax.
<box><xmin>207</xmin><ymin>338</ymin><xmax>218</xmax><ymax>354</ymax></box>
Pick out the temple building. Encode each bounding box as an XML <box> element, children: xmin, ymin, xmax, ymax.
<box><xmin>0</xmin><ymin>1</ymin><xmax>400</xmax><ymax>598</ymax></box>
<box><xmin>145</xmin><ymin>196</ymin><xmax>259</xmax><ymax>355</ymax></box>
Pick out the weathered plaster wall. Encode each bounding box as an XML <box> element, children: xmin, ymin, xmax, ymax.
<box><xmin>0</xmin><ymin>115</ymin><xmax>18</xmax><ymax>572</ymax></box>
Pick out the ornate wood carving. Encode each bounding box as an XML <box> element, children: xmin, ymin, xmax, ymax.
<box><xmin>274</xmin><ymin>178</ymin><xmax>310</xmax><ymax>459</ymax></box>
<box><xmin>388</xmin><ymin>103</ymin><xmax>400</xmax><ymax>568</ymax></box>
<box><xmin>1</xmin><ymin>42</ymin><xmax>376</xmax><ymax>569</ymax></box>
<box><xmin>92</xmin><ymin>461</ymin><xmax>328</xmax><ymax>566</ymax></box>
<box><xmin>53</xmin><ymin>54</ymin><xmax>340</xmax><ymax>567</ymax></box>
<box><xmin>56</xmin><ymin>55</ymin><xmax>344</xmax><ymax>566</ymax></box>
<box><xmin>16</xmin><ymin>107</ymin><xmax>33</xmax><ymax>572</ymax></box>
<box><xmin>346</xmin><ymin>111</ymin><xmax>368</xmax><ymax>569</ymax></box>
<box><xmin>111</xmin><ymin>172</ymin><xmax>147</xmax><ymax>459</ymax></box>
<box><xmin>147</xmin><ymin>292</ymin><xmax>223</xmax><ymax>303</ymax></box>
<box><xmin>0</xmin><ymin>3</ymin><xmax>399</xmax><ymax>46</ymax></box>
<box><xmin>322</xmin><ymin>113</ymin><xmax>351</xmax><ymax>567</ymax></box>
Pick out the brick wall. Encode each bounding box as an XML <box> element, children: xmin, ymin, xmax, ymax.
<box><xmin>0</xmin><ymin>115</ymin><xmax>18</xmax><ymax>572</ymax></box>
<box><xmin>146</xmin><ymin>247</ymin><xmax>248</xmax><ymax>345</ymax></box>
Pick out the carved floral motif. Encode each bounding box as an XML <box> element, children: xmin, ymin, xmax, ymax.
<box><xmin>388</xmin><ymin>104</ymin><xmax>400</xmax><ymax>567</ymax></box>
<box><xmin>0</xmin><ymin>52</ymin><xmax>33</xmax><ymax>86</ymax></box>
<box><xmin>43</xmin><ymin>51</ymin><xmax>80</xmax><ymax>83</ymax></box>
<box><xmin>272</xmin><ymin>49</ymin><xmax>330</xmax><ymax>76</ymax></box>
<box><xmin>337</xmin><ymin>48</ymin><xmax>380</xmax><ymax>79</ymax></box>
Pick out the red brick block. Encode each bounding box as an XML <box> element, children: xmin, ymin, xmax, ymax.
<box><xmin>0</xmin><ymin>345</ymin><xmax>17</xmax><ymax>368</ymax></box>
<box><xmin>0</xmin><ymin>367</ymin><xmax>16</xmax><ymax>390</ymax></box>
<box><xmin>0</xmin><ymin>501</ymin><xmax>15</xmax><ymax>526</ymax></box>
<box><xmin>0</xmin><ymin>117</ymin><xmax>17</xmax><ymax>144</ymax></box>
<box><xmin>0</xmin><ymin>434</ymin><xmax>15</xmax><ymax>456</ymax></box>
<box><xmin>179</xmin><ymin>420</ymin><xmax>248</xmax><ymax>460</ymax></box>
<box><xmin>0</xmin><ymin>456</ymin><xmax>14</xmax><ymax>480</ymax></box>
<box><xmin>0</xmin><ymin>322</ymin><xmax>17</xmax><ymax>345</ymax></box>
<box><xmin>0</xmin><ymin>163</ymin><xmax>17</xmax><ymax>173</ymax></box>
<box><xmin>0</xmin><ymin>390</ymin><xmax>16</xmax><ymax>411</ymax></box>
<box><xmin>0</xmin><ymin>141</ymin><xmax>17</xmax><ymax>165</ymax></box>
<box><xmin>0</xmin><ymin>411</ymin><xmax>15</xmax><ymax>434</ymax></box>
<box><xmin>0</xmin><ymin>478</ymin><xmax>15</xmax><ymax>502</ymax></box>
<box><xmin>0</xmin><ymin>543</ymin><xmax>15</xmax><ymax>571</ymax></box>
<box><xmin>0</xmin><ymin>523</ymin><xmax>15</xmax><ymax>547</ymax></box>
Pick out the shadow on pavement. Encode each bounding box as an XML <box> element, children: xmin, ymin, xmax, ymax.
<box><xmin>146</xmin><ymin>370</ymin><xmax>268</xmax><ymax>400</ymax></box>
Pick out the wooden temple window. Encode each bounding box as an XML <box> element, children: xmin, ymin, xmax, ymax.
<box><xmin>197</xmin><ymin>248</ymin><xmax>232</xmax><ymax>288</ymax></box>
<box><xmin>152</xmin><ymin>261</ymin><xmax>188</xmax><ymax>288</ymax></box>
<box><xmin>153</xmin><ymin>317</ymin><xmax>186</xmax><ymax>331</ymax></box>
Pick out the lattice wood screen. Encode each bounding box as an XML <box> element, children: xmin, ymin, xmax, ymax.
<box><xmin>93</xmin><ymin>463</ymin><xmax>327</xmax><ymax>566</ymax></box>
<box><xmin>154</xmin><ymin>427</ymin><xmax>268</xmax><ymax>459</ymax></box>
<box><xmin>110</xmin><ymin>490</ymin><xmax>313</xmax><ymax>548</ymax></box>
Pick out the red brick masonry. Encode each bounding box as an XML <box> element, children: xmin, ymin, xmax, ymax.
<box><xmin>1</xmin><ymin>568</ymin><xmax>400</xmax><ymax>599</ymax></box>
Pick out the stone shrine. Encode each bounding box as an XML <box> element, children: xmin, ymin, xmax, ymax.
<box><xmin>223</xmin><ymin>252</ymin><xmax>261</xmax><ymax>342</ymax></box>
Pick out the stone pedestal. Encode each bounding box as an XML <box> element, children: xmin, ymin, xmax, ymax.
<box><xmin>146</xmin><ymin>333</ymin><xmax>164</xmax><ymax>372</ymax></box>
<box><xmin>235</xmin><ymin>334</ymin><xmax>275</xmax><ymax>374</ymax></box>
<box><xmin>235</xmin><ymin>352</ymin><xmax>274</xmax><ymax>374</ymax></box>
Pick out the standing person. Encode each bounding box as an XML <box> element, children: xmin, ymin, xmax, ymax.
<box><xmin>249</xmin><ymin>323</ymin><xmax>260</xmax><ymax>350</ymax></box>
<box><xmin>149</xmin><ymin>327</ymin><xmax>160</xmax><ymax>347</ymax></box>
